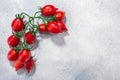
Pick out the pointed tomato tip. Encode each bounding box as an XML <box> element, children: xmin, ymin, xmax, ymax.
<box><xmin>65</xmin><ymin>28</ymin><xmax>68</xmax><ymax>31</ymax></box>
<box><xmin>15</xmin><ymin>68</ymin><xmax>18</xmax><ymax>71</ymax></box>
<box><xmin>56</xmin><ymin>8</ymin><xmax>58</xmax><ymax>10</ymax></box>
<box><xmin>62</xmin><ymin>28</ymin><xmax>68</xmax><ymax>32</ymax></box>
<box><xmin>27</xmin><ymin>70</ymin><xmax>30</xmax><ymax>73</ymax></box>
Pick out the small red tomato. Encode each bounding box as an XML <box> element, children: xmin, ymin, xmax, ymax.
<box><xmin>18</xmin><ymin>49</ymin><xmax>31</xmax><ymax>63</ymax></box>
<box><xmin>47</xmin><ymin>21</ymin><xmax>62</xmax><ymax>34</ymax></box>
<box><xmin>8</xmin><ymin>35</ymin><xmax>20</xmax><ymax>47</ymax></box>
<box><xmin>39</xmin><ymin>24</ymin><xmax>47</xmax><ymax>32</ymax></box>
<box><xmin>57</xmin><ymin>21</ymin><xmax>68</xmax><ymax>31</ymax></box>
<box><xmin>54</xmin><ymin>11</ymin><xmax>65</xmax><ymax>21</ymax></box>
<box><xmin>7</xmin><ymin>48</ymin><xmax>19</xmax><ymax>61</ymax></box>
<box><xmin>11</xmin><ymin>18</ymin><xmax>24</xmax><ymax>32</ymax></box>
<box><xmin>14</xmin><ymin>59</ymin><xmax>24</xmax><ymax>71</ymax></box>
<box><xmin>42</xmin><ymin>5</ymin><xmax>58</xmax><ymax>16</ymax></box>
<box><xmin>24</xmin><ymin>58</ymin><xmax>35</xmax><ymax>73</ymax></box>
<box><xmin>25</xmin><ymin>32</ymin><xmax>36</xmax><ymax>44</ymax></box>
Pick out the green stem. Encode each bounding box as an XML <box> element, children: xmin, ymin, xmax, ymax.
<box><xmin>22</xmin><ymin>39</ymin><xmax>29</xmax><ymax>50</ymax></box>
<box><xmin>12</xmin><ymin>31</ymin><xmax>21</xmax><ymax>38</ymax></box>
<box><xmin>34</xmin><ymin>11</ymin><xmax>41</xmax><ymax>17</ymax></box>
<box><xmin>21</xmin><ymin>12</ymin><xmax>31</xmax><ymax>18</ymax></box>
<box><xmin>34</xmin><ymin>16</ymin><xmax>49</xmax><ymax>25</ymax></box>
<box><xmin>14</xmin><ymin>46</ymin><xmax>20</xmax><ymax>52</ymax></box>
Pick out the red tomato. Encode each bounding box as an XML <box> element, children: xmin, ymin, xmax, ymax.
<box><xmin>42</xmin><ymin>5</ymin><xmax>58</xmax><ymax>16</ymax></box>
<box><xmin>54</xmin><ymin>11</ymin><xmax>65</xmax><ymax>21</ymax></box>
<box><xmin>24</xmin><ymin>58</ymin><xmax>35</xmax><ymax>73</ymax></box>
<box><xmin>25</xmin><ymin>32</ymin><xmax>36</xmax><ymax>44</ymax></box>
<box><xmin>11</xmin><ymin>18</ymin><xmax>24</xmax><ymax>32</ymax></box>
<box><xmin>39</xmin><ymin>24</ymin><xmax>47</xmax><ymax>32</ymax></box>
<box><xmin>18</xmin><ymin>49</ymin><xmax>31</xmax><ymax>63</ymax></box>
<box><xmin>7</xmin><ymin>48</ymin><xmax>19</xmax><ymax>61</ymax></box>
<box><xmin>57</xmin><ymin>21</ymin><xmax>68</xmax><ymax>31</ymax></box>
<box><xmin>47</xmin><ymin>21</ymin><xmax>62</xmax><ymax>34</ymax></box>
<box><xmin>14</xmin><ymin>59</ymin><xmax>24</xmax><ymax>71</ymax></box>
<box><xmin>8</xmin><ymin>35</ymin><xmax>20</xmax><ymax>47</ymax></box>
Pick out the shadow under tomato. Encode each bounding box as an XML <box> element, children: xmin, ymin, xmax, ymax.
<box><xmin>9</xmin><ymin>61</ymin><xmax>14</xmax><ymax>67</ymax></box>
<box><xmin>17</xmin><ymin>68</ymin><xmax>25</xmax><ymax>74</ymax></box>
<box><xmin>40</xmin><ymin>31</ymin><xmax>69</xmax><ymax>46</ymax></box>
<box><xmin>25</xmin><ymin>64</ymin><xmax>36</xmax><ymax>76</ymax></box>
<box><xmin>30</xmin><ymin>39</ymin><xmax>41</xmax><ymax>51</ymax></box>
<box><xmin>16</xmin><ymin>64</ymin><xmax>36</xmax><ymax>76</ymax></box>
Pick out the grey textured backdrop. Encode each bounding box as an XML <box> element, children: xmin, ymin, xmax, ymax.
<box><xmin>0</xmin><ymin>0</ymin><xmax>120</xmax><ymax>80</ymax></box>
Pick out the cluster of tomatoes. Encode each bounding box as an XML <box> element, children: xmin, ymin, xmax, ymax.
<box><xmin>7</xmin><ymin>4</ymin><xmax>67</xmax><ymax>73</ymax></box>
<box><xmin>8</xmin><ymin>16</ymin><xmax>35</xmax><ymax>72</ymax></box>
<box><xmin>40</xmin><ymin>5</ymin><xmax>67</xmax><ymax>33</ymax></box>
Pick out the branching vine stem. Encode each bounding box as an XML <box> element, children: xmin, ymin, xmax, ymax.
<box><xmin>14</xmin><ymin>9</ymin><xmax>56</xmax><ymax>50</ymax></box>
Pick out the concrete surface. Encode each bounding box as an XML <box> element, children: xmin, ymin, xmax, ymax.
<box><xmin>0</xmin><ymin>0</ymin><xmax>120</xmax><ymax>80</ymax></box>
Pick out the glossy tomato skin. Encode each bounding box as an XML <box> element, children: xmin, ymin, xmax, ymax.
<box><xmin>8</xmin><ymin>35</ymin><xmax>20</xmax><ymax>47</ymax></box>
<box><xmin>18</xmin><ymin>49</ymin><xmax>31</xmax><ymax>63</ymax></box>
<box><xmin>12</xmin><ymin>18</ymin><xmax>24</xmax><ymax>32</ymax></box>
<box><xmin>42</xmin><ymin>5</ymin><xmax>58</xmax><ymax>16</ymax></box>
<box><xmin>8</xmin><ymin>48</ymin><xmax>19</xmax><ymax>61</ymax></box>
<box><xmin>47</xmin><ymin>21</ymin><xmax>62</xmax><ymax>34</ymax></box>
<box><xmin>25</xmin><ymin>32</ymin><xmax>36</xmax><ymax>44</ymax></box>
<box><xmin>39</xmin><ymin>24</ymin><xmax>47</xmax><ymax>32</ymax></box>
<box><xmin>24</xmin><ymin>58</ymin><xmax>35</xmax><ymax>73</ymax></box>
<box><xmin>57</xmin><ymin>21</ymin><xmax>68</xmax><ymax>31</ymax></box>
<box><xmin>54</xmin><ymin>11</ymin><xmax>65</xmax><ymax>21</ymax></box>
<box><xmin>14</xmin><ymin>59</ymin><xmax>24</xmax><ymax>71</ymax></box>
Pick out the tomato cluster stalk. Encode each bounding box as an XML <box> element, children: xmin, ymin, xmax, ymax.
<box><xmin>7</xmin><ymin>4</ymin><xmax>68</xmax><ymax>73</ymax></box>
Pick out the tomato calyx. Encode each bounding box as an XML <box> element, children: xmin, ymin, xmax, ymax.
<box><xmin>15</xmin><ymin>14</ymin><xmax>24</xmax><ymax>19</ymax></box>
<box><xmin>13</xmin><ymin>46</ymin><xmax>21</xmax><ymax>52</ymax></box>
<box><xmin>12</xmin><ymin>31</ymin><xmax>22</xmax><ymax>38</ymax></box>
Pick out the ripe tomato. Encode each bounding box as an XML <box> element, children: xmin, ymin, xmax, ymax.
<box><xmin>47</xmin><ymin>21</ymin><xmax>61</xmax><ymax>34</ymax></box>
<box><xmin>18</xmin><ymin>49</ymin><xmax>31</xmax><ymax>63</ymax></box>
<box><xmin>25</xmin><ymin>32</ymin><xmax>36</xmax><ymax>44</ymax></box>
<box><xmin>54</xmin><ymin>11</ymin><xmax>65</xmax><ymax>21</ymax></box>
<box><xmin>42</xmin><ymin>5</ymin><xmax>58</xmax><ymax>16</ymax></box>
<box><xmin>7</xmin><ymin>48</ymin><xmax>19</xmax><ymax>61</ymax></box>
<box><xmin>39</xmin><ymin>24</ymin><xmax>47</xmax><ymax>32</ymax></box>
<box><xmin>11</xmin><ymin>18</ymin><xmax>24</xmax><ymax>32</ymax></box>
<box><xmin>24</xmin><ymin>58</ymin><xmax>35</xmax><ymax>73</ymax></box>
<box><xmin>8</xmin><ymin>35</ymin><xmax>20</xmax><ymax>47</ymax></box>
<box><xmin>57</xmin><ymin>21</ymin><xmax>68</xmax><ymax>31</ymax></box>
<box><xmin>14</xmin><ymin>59</ymin><xmax>24</xmax><ymax>71</ymax></box>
